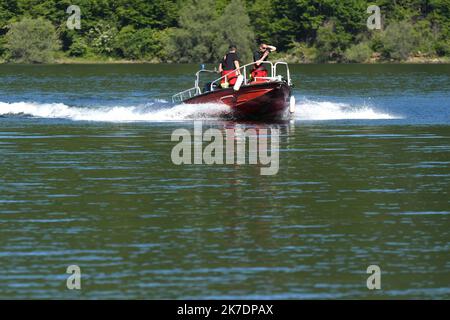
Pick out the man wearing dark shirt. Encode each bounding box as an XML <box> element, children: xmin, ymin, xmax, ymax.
<box><xmin>251</xmin><ymin>43</ymin><xmax>277</xmax><ymax>83</ymax></box>
<box><xmin>218</xmin><ymin>45</ymin><xmax>241</xmax><ymax>87</ymax></box>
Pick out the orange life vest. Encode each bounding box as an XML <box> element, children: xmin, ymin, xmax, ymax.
<box><xmin>221</xmin><ymin>70</ymin><xmax>238</xmax><ymax>86</ymax></box>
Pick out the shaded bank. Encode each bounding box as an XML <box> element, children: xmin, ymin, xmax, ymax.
<box><xmin>2</xmin><ymin>58</ymin><xmax>450</xmax><ymax>65</ymax></box>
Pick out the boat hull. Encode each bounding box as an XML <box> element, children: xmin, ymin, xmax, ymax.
<box><xmin>184</xmin><ymin>81</ymin><xmax>291</xmax><ymax>120</ymax></box>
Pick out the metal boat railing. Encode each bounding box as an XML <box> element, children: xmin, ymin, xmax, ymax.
<box><xmin>274</xmin><ymin>62</ymin><xmax>292</xmax><ymax>86</ymax></box>
<box><xmin>172</xmin><ymin>61</ymin><xmax>292</xmax><ymax>103</ymax></box>
<box><xmin>209</xmin><ymin>61</ymin><xmax>275</xmax><ymax>91</ymax></box>
<box><xmin>172</xmin><ymin>69</ymin><xmax>217</xmax><ymax>103</ymax></box>
<box><xmin>172</xmin><ymin>87</ymin><xmax>201</xmax><ymax>103</ymax></box>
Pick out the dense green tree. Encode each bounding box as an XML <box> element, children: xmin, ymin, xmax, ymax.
<box><xmin>0</xmin><ymin>0</ymin><xmax>18</xmax><ymax>29</ymax></box>
<box><xmin>255</xmin><ymin>0</ymin><xmax>367</xmax><ymax>52</ymax></box>
<box><xmin>428</xmin><ymin>0</ymin><xmax>450</xmax><ymax>55</ymax></box>
<box><xmin>5</xmin><ymin>17</ymin><xmax>60</xmax><ymax>63</ymax></box>
<box><xmin>282</xmin><ymin>42</ymin><xmax>317</xmax><ymax>63</ymax></box>
<box><xmin>247</xmin><ymin>0</ymin><xmax>281</xmax><ymax>44</ymax></box>
<box><xmin>0</xmin><ymin>0</ymin><xmax>19</xmax><ymax>57</ymax></box>
<box><xmin>167</xmin><ymin>0</ymin><xmax>219</xmax><ymax>63</ymax></box>
<box><xmin>213</xmin><ymin>0</ymin><xmax>255</xmax><ymax>63</ymax></box>
<box><xmin>68</xmin><ymin>35</ymin><xmax>89</xmax><ymax>57</ymax></box>
<box><xmin>86</xmin><ymin>21</ymin><xmax>118</xmax><ymax>55</ymax></box>
<box><xmin>114</xmin><ymin>26</ymin><xmax>165</xmax><ymax>61</ymax></box>
<box><xmin>413</xmin><ymin>19</ymin><xmax>439</xmax><ymax>56</ymax></box>
<box><xmin>344</xmin><ymin>42</ymin><xmax>373</xmax><ymax>62</ymax></box>
<box><xmin>0</xmin><ymin>0</ymin><xmax>449</xmax><ymax>62</ymax></box>
<box><xmin>316</xmin><ymin>20</ymin><xmax>352</xmax><ymax>62</ymax></box>
<box><xmin>381</xmin><ymin>20</ymin><xmax>418</xmax><ymax>60</ymax></box>
<box><xmin>168</xmin><ymin>0</ymin><xmax>255</xmax><ymax>63</ymax></box>
<box><xmin>115</xmin><ymin>0</ymin><xmax>178</xmax><ymax>30</ymax></box>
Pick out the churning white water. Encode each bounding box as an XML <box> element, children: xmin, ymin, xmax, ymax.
<box><xmin>0</xmin><ymin>97</ymin><xmax>400</xmax><ymax>122</ymax></box>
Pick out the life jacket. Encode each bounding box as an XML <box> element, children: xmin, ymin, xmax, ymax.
<box><xmin>221</xmin><ymin>70</ymin><xmax>238</xmax><ymax>86</ymax></box>
<box><xmin>221</xmin><ymin>52</ymin><xmax>239</xmax><ymax>87</ymax></box>
<box><xmin>250</xmin><ymin>68</ymin><xmax>268</xmax><ymax>83</ymax></box>
<box><xmin>251</xmin><ymin>50</ymin><xmax>269</xmax><ymax>83</ymax></box>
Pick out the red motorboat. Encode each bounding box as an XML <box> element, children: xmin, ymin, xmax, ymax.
<box><xmin>172</xmin><ymin>61</ymin><xmax>296</xmax><ymax>120</ymax></box>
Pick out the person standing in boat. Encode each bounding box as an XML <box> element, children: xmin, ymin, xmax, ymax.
<box><xmin>251</xmin><ymin>43</ymin><xmax>277</xmax><ymax>82</ymax></box>
<box><xmin>218</xmin><ymin>45</ymin><xmax>241</xmax><ymax>88</ymax></box>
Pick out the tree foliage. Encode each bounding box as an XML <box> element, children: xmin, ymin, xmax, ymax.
<box><xmin>315</xmin><ymin>20</ymin><xmax>352</xmax><ymax>62</ymax></box>
<box><xmin>5</xmin><ymin>17</ymin><xmax>60</xmax><ymax>63</ymax></box>
<box><xmin>214</xmin><ymin>0</ymin><xmax>255</xmax><ymax>63</ymax></box>
<box><xmin>381</xmin><ymin>21</ymin><xmax>418</xmax><ymax>60</ymax></box>
<box><xmin>114</xmin><ymin>26</ymin><xmax>166</xmax><ymax>61</ymax></box>
<box><xmin>344</xmin><ymin>42</ymin><xmax>373</xmax><ymax>63</ymax></box>
<box><xmin>168</xmin><ymin>0</ymin><xmax>219</xmax><ymax>63</ymax></box>
<box><xmin>0</xmin><ymin>0</ymin><xmax>449</xmax><ymax>63</ymax></box>
<box><xmin>168</xmin><ymin>0</ymin><xmax>255</xmax><ymax>63</ymax></box>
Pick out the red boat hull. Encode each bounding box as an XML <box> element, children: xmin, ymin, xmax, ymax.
<box><xmin>184</xmin><ymin>81</ymin><xmax>291</xmax><ymax>120</ymax></box>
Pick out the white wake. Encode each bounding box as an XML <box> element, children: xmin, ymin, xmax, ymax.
<box><xmin>0</xmin><ymin>101</ymin><xmax>229</xmax><ymax>122</ymax></box>
<box><xmin>0</xmin><ymin>98</ymin><xmax>400</xmax><ymax>122</ymax></box>
<box><xmin>294</xmin><ymin>99</ymin><xmax>399</xmax><ymax>120</ymax></box>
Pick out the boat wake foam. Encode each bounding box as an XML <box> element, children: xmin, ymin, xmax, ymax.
<box><xmin>0</xmin><ymin>98</ymin><xmax>400</xmax><ymax>122</ymax></box>
<box><xmin>0</xmin><ymin>101</ymin><xmax>230</xmax><ymax>122</ymax></box>
<box><xmin>295</xmin><ymin>98</ymin><xmax>400</xmax><ymax>120</ymax></box>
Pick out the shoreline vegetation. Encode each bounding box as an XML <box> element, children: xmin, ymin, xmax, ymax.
<box><xmin>0</xmin><ymin>0</ymin><xmax>449</xmax><ymax>65</ymax></box>
<box><xmin>53</xmin><ymin>56</ymin><xmax>450</xmax><ymax>65</ymax></box>
<box><xmin>2</xmin><ymin>51</ymin><xmax>450</xmax><ymax>65</ymax></box>
<box><xmin>3</xmin><ymin>57</ymin><xmax>450</xmax><ymax>65</ymax></box>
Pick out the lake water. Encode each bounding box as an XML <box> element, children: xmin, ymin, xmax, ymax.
<box><xmin>0</xmin><ymin>64</ymin><xmax>449</xmax><ymax>299</ymax></box>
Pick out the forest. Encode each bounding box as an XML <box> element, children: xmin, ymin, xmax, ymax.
<box><xmin>0</xmin><ymin>0</ymin><xmax>449</xmax><ymax>64</ymax></box>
